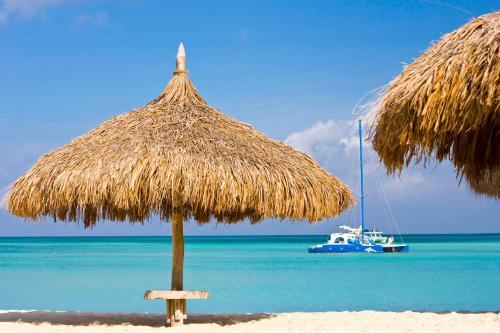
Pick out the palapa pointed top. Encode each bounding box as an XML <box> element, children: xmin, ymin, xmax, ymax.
<box><xmin>175</xmin><ymin>42</ymin><xmax>186</xmax><ymax>73</ymax></box>
<box><xmin>6</xmin><ymin>45</ymin><xmax>355</xmax><ymax>226</ymax></box>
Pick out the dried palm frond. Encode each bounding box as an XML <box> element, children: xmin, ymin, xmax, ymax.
<box><xmin>371</xmin><ymin>12</ymin><xmax>500</xmax><ymax>196</ymax></box>
<box><xmin>467</xmin><ymin>169</ymin><xmax>500</xmax><ymax>198</ymax></box>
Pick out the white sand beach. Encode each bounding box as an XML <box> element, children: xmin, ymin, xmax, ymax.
<box><xmin>0</xmin><ymin>310</ymin><xmax>498</xmax><ymax>333</ymax></box>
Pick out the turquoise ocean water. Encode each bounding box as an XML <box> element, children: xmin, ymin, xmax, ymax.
<box><xmin>0</xmin><ymin>234</ymin><xmax>499</xmax><ymax>313</ymax></box>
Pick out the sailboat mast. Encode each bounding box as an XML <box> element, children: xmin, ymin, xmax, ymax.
<box><xmin>358</xmin><ymin>119</ymin><xmax>365</xmax><ymax>242</ymax></box>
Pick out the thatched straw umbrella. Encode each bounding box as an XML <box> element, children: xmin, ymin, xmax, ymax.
<box><xmin>467</xmin><ymin>170</ymin><xmax>500</xmax><ymax>199</ymax></box>
<box><xmin>6</xmin><ymin>44</ymin><xmax>354</xmax><ymax>325</ymax></box>
<box><xmin>371</xmin><ymin>11</ymin><xmax>499</xmax><ymax>197</ymax></box>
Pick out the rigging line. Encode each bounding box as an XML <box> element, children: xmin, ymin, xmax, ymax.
<box><xmin>351</xmin><ymin>85</ymin><xmax>388</xmax><ymax>116</ymax></box>
<box><xmin>375</xmin><ymin>173</ymin><xmax>394</xmax><ymax>237</ymax></box>
<box><xmin>353</xmin><ymin>167</ymin><xmax>361</xmax><ymax>228</ymax></box>
<box><xmin>345</xmin><ymin>191</ymin><xmax>358</xmax><ymax>228</ymax></box>
<box><xmin>343</xmin><ymin>162</ymin><xmax>360</xmax><ymax>228</ymax></box>
<box><xmin>348</xmin><ymin>171</ymin><xmax>361</xmax><ymax>228</ymax></box>
<box><xmin>375</xmin><ymin>175</ymin><xmax>394</xmax><ymax>238</ymax></box>
<box><xmin>375</xmin><ymin>174</ymin><xmax>395</xmax><ymax>238</ymax></box>
<box><xmin>377</xmin><ymin>174</ymin><xmax>405</xmax><ymax>243</ymax></box>
<box><xmin>420</xmin><ymin>0</ymin><xmax>474</xmax><ymax>17</ymax></box>
<box><xmin>344</xmin><ymin>194</ymin><xmax>356</xmax><ymax>228</ymax></box>
<box><xmin>339</xmin><ymin>166</ymin><xmax>357</xmax><ymax>228</ymax></box>
<box><xmin>379</xmin><ymin>176</ymin><xmax>403</xmax><ymax>242</ymax></box>
<box><xmin>381</xmin><ymin>178</ymin><xmax>404</xmax><ymax>243</ymax></box>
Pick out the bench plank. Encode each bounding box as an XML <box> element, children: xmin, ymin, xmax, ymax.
<box><xmin>144</xmin><ymin>290</ymin><xmax>209</xmax><ymax>300</ymax></box>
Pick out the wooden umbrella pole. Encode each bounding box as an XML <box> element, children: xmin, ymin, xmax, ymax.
<box><xmin>171</xmin><ymin>211</ymin><xmax>184</xmax><ymax>291</ymax></box>
<box><xmin>168</xmin><ymin>209</ymin><xmax>185</xmax><ymax>326</ymax></box>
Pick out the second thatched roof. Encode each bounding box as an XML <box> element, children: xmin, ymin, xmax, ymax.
<box><xmin>7</xmin><ymin>44</ymin><xmax>354</xmax><ymax>226</ymax></box>
<box><xmin>371</xmin><ymin>11</ymin><xmax>499</xmax><ymax>194</ymax></box>
<box><xmin>467</xmin><ymin>170</ymin><xmax>500</xmax><ymax>199</ymax></box>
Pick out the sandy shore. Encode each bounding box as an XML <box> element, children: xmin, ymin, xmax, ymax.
<box><xmin>0</xmin><ymin>310</ymin><xmax>498</xmax><ymax>333</ymax></box>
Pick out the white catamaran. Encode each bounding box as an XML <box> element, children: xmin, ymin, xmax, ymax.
<box><xmin>308</xmin><ymin>120</ymin><xmax>409</xmax><ymax>254</ymax></box>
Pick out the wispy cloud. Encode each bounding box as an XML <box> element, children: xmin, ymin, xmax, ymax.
<box><xmin>285</xmin><ymin>115</ymin><xmax>449</xmax><ymax>200</ymax></box>
<box><xmin>0</xmin><ymin>0</ymin><xmax>66</xmax><ymax>24</ymax></box>
<box><xmin>71</xmin><ymin>11</ymin><xmax>109</xmax><ymax>30</ymax></box>
<box><xmin>234</xmin><ymin>29</ymin><xmax>250</xmax><ymax>41</ymax></box>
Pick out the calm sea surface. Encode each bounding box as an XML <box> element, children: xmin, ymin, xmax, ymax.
<box><xmin>0</xmin><ymin>234</ymin><xmax>499</xmax><ymax>313</ymax></box>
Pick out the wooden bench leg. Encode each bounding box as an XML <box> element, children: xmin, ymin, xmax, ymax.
<box><xmin>182</xmin><ymin>299</ymin><xmax>187</xmax><ymax>319</ymax></box>
<box><xmin>166</xmin><ymin>299</ymin><xmax>186</xmax><ymax>326</ymax></box>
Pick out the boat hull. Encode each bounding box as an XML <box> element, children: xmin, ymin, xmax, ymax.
<box><xmin>382</xmin><ymin>244</ymin><xmax>409</xmax><ymax>252</ymax></box>
<box><xmin>308</xmin><ymin>244</ymin><xmax>383</xmax><ymax>253</ymax></box>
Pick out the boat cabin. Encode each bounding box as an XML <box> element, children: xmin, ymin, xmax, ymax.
<box><xmin>327</xmin><ymin>233</ymin><xmax>358</xmax><ymax>245</ymax></box>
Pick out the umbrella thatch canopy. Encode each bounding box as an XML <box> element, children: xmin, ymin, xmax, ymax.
<box><xmin>7</xmin><ymin>44</ymin><xmax>354</xmax><ymax>224</ymax></box>
<box><xmin>467</xmin><ymin>170</ymin><xmax>500</xmax><ymax>199</ymax></box>
<box><xmin>6</xmin><ymin>44</ymin><xmax>354</xmax><ymax>324</ymax></box>
<box><xmin>371</xmin><ymin>11</ymin><xmax>499</xmax><ymax>196</ymax></box>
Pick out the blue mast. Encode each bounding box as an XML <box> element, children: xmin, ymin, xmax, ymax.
<box><xmin>358</xmin><ymin>119</ymin><xmax>365</xmax><ymax>242</ymax></box>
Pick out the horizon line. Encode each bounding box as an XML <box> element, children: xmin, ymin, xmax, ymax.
<box><xmin>1</xmin><ymin>232</ymin><xmax>499</xmax><ymax>238</ymax></box>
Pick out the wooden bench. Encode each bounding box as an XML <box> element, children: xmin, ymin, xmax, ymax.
<box><xmin>144</xmin><ymin>290</ymin><xmax>209</xmax><ymax>326</ymax></box>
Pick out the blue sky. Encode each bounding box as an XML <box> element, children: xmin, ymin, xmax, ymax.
<box><xmin>0</xmin><ymin>0</ymin><xmax>498</xmax><ymax>236</ymax></box>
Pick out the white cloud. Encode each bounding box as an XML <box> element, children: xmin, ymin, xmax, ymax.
<box><xmin>0</xmin><ymin>0</ymin><xmax>66</xmax><ymax>24</ymax></box>
<box><xmin>285</xmin><ymin>115</ymin><xmax>375</xmax><ymax>175</ymax></box>
<box><xmin>284</xmin><ymin>115</ymin><xmax>447</xmax><ymax>200</ymax></box>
